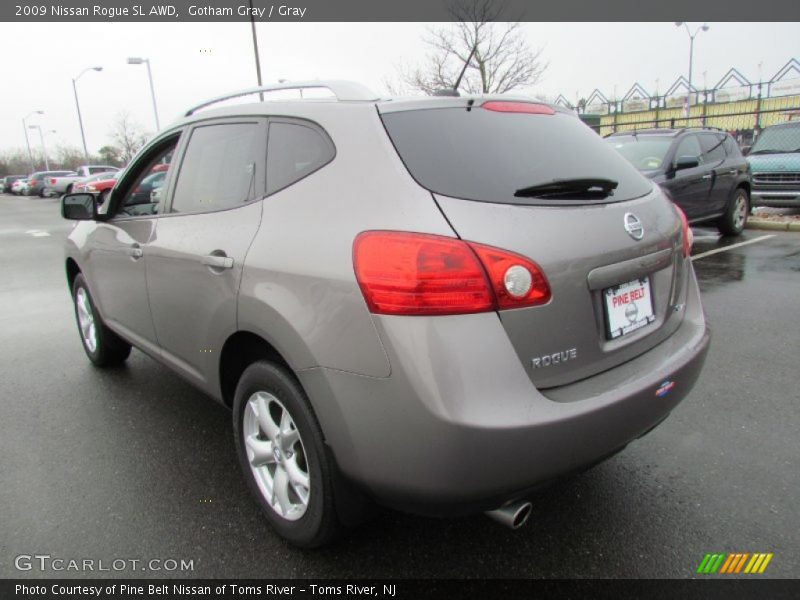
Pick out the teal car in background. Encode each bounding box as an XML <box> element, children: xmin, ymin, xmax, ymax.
<box><xmin>747</xmin><ymin>121</ymin><xmax>800</xmax><ymax>208</ymax></box>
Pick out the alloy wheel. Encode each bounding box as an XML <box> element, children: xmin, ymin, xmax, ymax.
<box><xmin>733</xmin><ymin>193</ymin><xmax>748</xmax><ymax>231</ymax></box>
<box><xmin>243</xmin><ymin>391</ymin><xmax>310</xmax><ymax>521</ymax></box>
<box><xmin>75</xmin><ymin>287</ymin><xmax>97</xmax><ymax>353</ymax></box>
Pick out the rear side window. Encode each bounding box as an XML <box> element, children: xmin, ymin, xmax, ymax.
<box><xmin>171</xmin><ymin>123</ymin><xmax>261</xmax><ymax>214</ymax></box>
<box><xmin>723</xmin><ymin>135</ymin><xmax>742</xmax><ymax>158</ymax></box>
<box><xmin>380</xmin><ymin>107</ymin><xmax>652</xmax><ymax>204</ymax></box>
<box><xmin>266</xmin><ymin>121</ymin><xmax>335</xmax><ymax>195</ymax></box>
<box><xmin>699</xmin><ymin>133</ymin><xmax>726</xmax><ymax>162</ymax></box>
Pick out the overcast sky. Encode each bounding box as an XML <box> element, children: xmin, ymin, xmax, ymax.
<box><xmin>0</xmin><ymin>21</ymin><xmax>798</xmax><ymax>156</ymax></box>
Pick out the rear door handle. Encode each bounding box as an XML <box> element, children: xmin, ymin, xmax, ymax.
<box><xmin>127</xmin><ymin>244</ymin><xmax>143</xmax><ymax>259</ymax></box>
<box><xmin>202</xmin><ymin>254</ymin><xmax>234</xmax><ymax>269</ymax></box>
<box><xmin>702</xmin><ymin>173</ymin><xmax>713</xmax><ymax>180</ymax></box>
<box><xmin>728</xmin><ymin>169</ymin><xmax>738</xmax><ymax>175</ymax></box>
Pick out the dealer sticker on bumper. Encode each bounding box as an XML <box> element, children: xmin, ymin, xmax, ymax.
<box><xmin>604</xmin><ymin>276</ymin><xmax>655</xmax><ymax>339</ymax></box>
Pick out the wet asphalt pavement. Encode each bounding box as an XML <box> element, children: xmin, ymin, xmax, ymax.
<box><xmin>1</xmin><ymin>194</ymin><xmax>798</xmax><ymax>579</ymax></box>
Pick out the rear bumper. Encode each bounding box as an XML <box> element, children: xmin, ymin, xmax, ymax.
<box><xmin>752</xmin><ymin>190</ymin><xmax>800</xmax><ymax>207</ymax></box>
<box><xmin>299</xmin><ymin>269</ymin><xmax>710</xmax><ymax>516</ymax></box>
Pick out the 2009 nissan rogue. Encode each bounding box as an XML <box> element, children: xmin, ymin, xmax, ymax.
<box><xmin>61</xmin><ymin>81</ymin><xmax>711</xmax><ymax>547</ymax></box>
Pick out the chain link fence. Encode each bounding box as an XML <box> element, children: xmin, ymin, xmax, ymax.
<box><xmin>591</xmin><ymin>94</ymin><xmax>800</xmax><ymax>150</ymax></box>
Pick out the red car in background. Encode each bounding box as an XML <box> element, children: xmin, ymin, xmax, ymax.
<box><xmin>77</xmin><ymin>163</ymin><xmax>170</xmax><ymax>204</ymax></box>
<box><xmin>74</xmin><ymin>171</ymin><xmax>120</xmax><ymax>203</ymax></box>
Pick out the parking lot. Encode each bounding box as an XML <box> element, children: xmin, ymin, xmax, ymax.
<box><xmin>1</xmin><ymin>192</ymin><xmax>798</xmax><ymax>579</ymax></box>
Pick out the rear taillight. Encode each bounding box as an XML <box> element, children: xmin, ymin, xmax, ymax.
<box><xmin>481</xmin><ymin>101</ymin><xmax>555</xmax><ymax>115</ymax></box>
<box><xmin>468</xmin><ymin>243</ymin><xmax>551</xmax><ymax>309</ymax></box>
<box><xmin>50</xmin><ymin>178</ymin><xmax>56</xmax><ymax>185</ymax></box>
<box><xmin>353</xmin><ymin>231</ymin><xmax>550</xmax><ymax>316</ymax></box>
<box><xmin>674</xmin><ymin>205</ymin><xmax>693</xmax><ymax>258</ymax></box>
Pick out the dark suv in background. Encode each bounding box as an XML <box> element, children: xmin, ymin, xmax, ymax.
<box><xmin>607</xmin><ymin>128</ymin><xmax>751</xmax><ymax>235</ymax></box>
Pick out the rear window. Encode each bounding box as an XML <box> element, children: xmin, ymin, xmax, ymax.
<box><xmin>381</xmin><ymin>107</ymin><xmax>652</xmax><ymax>204</ymax></box>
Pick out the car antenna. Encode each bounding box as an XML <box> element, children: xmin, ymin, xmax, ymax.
<box><xmin>453</xmin><ymin>42</ymin><xmax>478</xmax><ymax>101</ymax></box>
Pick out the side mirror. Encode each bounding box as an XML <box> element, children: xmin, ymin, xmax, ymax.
<box><xmin>674</xmin><ymin>155</ymin><xmax>700</xmax><ymax>171</ymax></box>
<box><xmin>741</xmin><ymin>145</ymin><xmax>751</xmax><ymax>156</ymax></box>
<box><xmin>61</xmin><ymin>193</ymin><xmax>96</xmax><ymax>220</ymax></box>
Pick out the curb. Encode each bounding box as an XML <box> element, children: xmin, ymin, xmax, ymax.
<box><xmin>746</xmin><ymin>218</ymin><xmax>800</xmax><ymax>232</ymax></box>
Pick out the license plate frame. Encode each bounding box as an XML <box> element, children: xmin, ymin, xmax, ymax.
<box><xmin>604</xmin><ymin>276</ymin><xmax>656</xmax><ymax>340</ymax></box>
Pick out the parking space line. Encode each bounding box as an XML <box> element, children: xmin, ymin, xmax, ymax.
<box><xmin>691</xmin><ymin>235</ymin><xmax>775</xmax><ymax>261</ymax></box>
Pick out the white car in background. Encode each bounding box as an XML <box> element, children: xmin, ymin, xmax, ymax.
<box><xmin>11</xmin><ymin>179</ymin><xmax>29</xmax><ymax>195</ymax></box>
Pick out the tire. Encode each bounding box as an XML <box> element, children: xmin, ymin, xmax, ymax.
<box><xmin>233</xmin><ymin>361</ymin><xmax>340</xmax><ymax>548</ymax></box>
<box><xmin>65</xmin><ymin>184</ymin><xmax>73</xmax><ymax>195</ymax></box>
<box><xmin>717</xmin><ymin>187</ymin><xmax>749</xmax><ymax>236</ymax></box>
<box><xmin>71</xmin><ymin>273</ymin><xmax>132</xmax><ymax>366</ymax></box>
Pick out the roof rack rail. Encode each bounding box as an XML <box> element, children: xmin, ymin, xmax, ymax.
<box><xmin>184</xmin><ymin>80</ymin><xmax>380</xmax><ymax>116</ymax></box>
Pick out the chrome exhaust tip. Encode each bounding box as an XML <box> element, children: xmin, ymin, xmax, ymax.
<box><xmin>485</xmin><ymin>500</ymin><xmax>533</xmax><ymax>530</ymax></box>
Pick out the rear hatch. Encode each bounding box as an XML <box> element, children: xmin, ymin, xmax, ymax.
<box><xmin>379</xmin><ymin>99</ymin><xmax>689</xmax><ymax>389</ymax></box>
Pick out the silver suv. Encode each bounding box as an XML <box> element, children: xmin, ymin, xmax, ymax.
<box><xmin>61</xmin><ymin>81</ymin><xmax>711</xmax><ymax>547</ymax></box>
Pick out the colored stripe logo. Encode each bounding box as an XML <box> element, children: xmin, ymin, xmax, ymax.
<box><xmin>697</xmin><ymin>553</ymin><xmax>773</xmax><ymax>574</ymax></box>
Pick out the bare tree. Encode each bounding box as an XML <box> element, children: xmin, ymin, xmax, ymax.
<box><xmin>399</xmin><ymin>0</ymin><xmax>547</xmax><ymax>95</ymax></box>
<box><xmin>108</xmin><ymin>112</ymin><xmax>150</xmax><ymax>164</ymax></box>
<box><xmin>53</xmin><ymin>145</ymin><xmax>88</xmax><ymax>170</ymax></box>
<box><xmin>0</xmin><ymin>145</ymin><xmax>103</xmax><ymax>174</ymax></box>
<box><xmin>0</xmin><ymin>149</ymin><xmax>34</xmax><ymax>175</ymax></box>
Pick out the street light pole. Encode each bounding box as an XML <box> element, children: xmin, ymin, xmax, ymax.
<box><xmin>675</xmin><ymin>22</ymin><xmax>709</xmax><ymax>118</ymax></box>
<box><xmin>72</xmin><ymin>66</ymin><xmax>103</xmax><ymax>161</ymax></box>
<box><xmin>29</xmin><ymin>125</ymin><xmax>49</xmax><ymax>171</ymax></box>
<box><xmin>22</xmin><ymin>110</ymin><xmax>44</xmax><ymax>173</ymax></box>
<box><xmin>127</xmin><ymin>57</ymin><xmax>161</xmax><ymax>129</ymax></box>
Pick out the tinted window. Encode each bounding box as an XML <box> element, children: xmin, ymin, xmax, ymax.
<box><xmin>266</xmin><ymin>121</ymin><xmax>335</xmax><ymax>195</ymax></box>
<box><xmin>606</xmin><ymin>135</ymin><xmax>673</xmax><ymax>171</ymax></box>
<box><xmin>722</xmin><ymin>135</ymin><xmax>742</xmax><ymax>158</ymax></box>
<box><xmin>699</xmin><ymin>133</ymin><xmax>726</xmax><ymax>162</ymax></box>
<box><xmin>171</xmin><ymin>123</ymin><xmax>261</xmax><ymax>214</ymax></box>
<box><xmin>381</xmin><ymin>107</ymin><xmax>651</xmax><ymax>204</ymax></box>
<box><xmin>117</xmin><ymin>141</ymin><xmax>177</xmax><ymax>217</ymax></box>
<box><xmin>674</xmin><ymin>135</ymin><xmax>703</xmax><ymax>163</ymax></box>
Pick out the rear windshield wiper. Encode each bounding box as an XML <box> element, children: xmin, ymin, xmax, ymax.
<box><xmin>514</xmin><ymin>178</ymin><xmax>618</xmax><ymax>199</ymax></box>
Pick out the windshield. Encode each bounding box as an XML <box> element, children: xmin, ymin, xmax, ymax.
<box><xmin>380</xmin><ymin>107</ymin><xmax>652</xmax><ymax>205</ymax></box>
<box><xmin>750</xmin><ymin>125</ymin><xmax>800</xmax><ymax>154</ymax></box>
<box><xmin>606</xmin><ymin>135</ymin><xmax>673</xmax><ymax>170</ymax></box>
